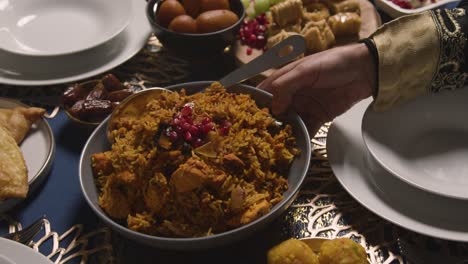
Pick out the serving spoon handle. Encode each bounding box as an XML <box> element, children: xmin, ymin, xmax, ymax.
<box><xmin>219</xmin><ymin>35</ymin><xmax>307</xmax><ymax>88</ymax></box>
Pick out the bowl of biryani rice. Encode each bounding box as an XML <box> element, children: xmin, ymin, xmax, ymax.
<box><xmin>79</xmin><ymin>81</ymin><xmax>311</xmax><ymax>250</ymax></box>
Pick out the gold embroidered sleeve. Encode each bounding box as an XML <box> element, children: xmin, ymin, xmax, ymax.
<box><xmin>369</xmin><ymin>8</ymin><xmax>467</xmax><ymax>111</ymax></box>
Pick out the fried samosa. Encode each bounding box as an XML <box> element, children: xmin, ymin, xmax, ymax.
<box><xmin>0</xmin><ymin>126</ymin><xmax>28</xmax><ymax>199</ymax></box>
<box><xmin>0</xmin><ymin>107</ymin><xmax>45</xmax><ymax>144</ymax></box>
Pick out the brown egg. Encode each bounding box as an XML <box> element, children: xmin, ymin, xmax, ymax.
<box><xmin>199</xmin><ymin>0</ymin><xmax>230</xmax><ymax>12</ymax></box>
<box><xmin>196</xmin><ymin>10</ymin><xmax>239</xmax><ymax>33</ymax></box>
<box><xmin>169</xmin><ymin>15</ymin><xmax>197</xmax><ymax>33</ymax></box>
<box><xmin>181</xmin><ymin>0</ymin><xmax>201</xmax><ymax>18</ymax></box>
<box><xmin>156</xmin><ymin>0</ymin><xmax>186</xmax><ymax>28</ymax></box>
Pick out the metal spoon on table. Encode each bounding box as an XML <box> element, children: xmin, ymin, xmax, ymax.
<box><xmin>106</xmin><ymin>35</ymin><xmax>307</xmax><ymax>137</ymax></box>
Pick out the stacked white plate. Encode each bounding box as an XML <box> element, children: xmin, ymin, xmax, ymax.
<box><xmin>327</xmin><ymin>88</ymin><xmax>468</xmax><ymax>242</ymax></box>
<box><xmin>0</xmin><ymin>0</ymin><xmax>152</xmax><ymax>86</ymax></box>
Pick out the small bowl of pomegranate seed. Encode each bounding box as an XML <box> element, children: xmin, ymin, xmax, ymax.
<box><xmin>146</xmin><ymin>0</ymin><xmax>246</xmax><ymax>59</ymax></box>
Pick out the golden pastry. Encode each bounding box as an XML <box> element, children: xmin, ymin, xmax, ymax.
<box><xmin>301</xmin><ymin>20</ymin><xmax>336</xmax><ymax>53</ymax></box>
<box><xmin>303</xmin><ymin>3</ymin><xmax>330</xmax><ymax>23</ymax></box>
<box><xmin>270</xmin><ymin>0</ymin><xmax>303</xmax><ymax>27</ymax></box>
<box><xmin>328</xmin><ymin>12</ymin><xmax>362</xmax><ymax>36</ymax></box>
<box><xmin>0</xmin><ymin>126</ymin><xmax>28</xmax><ymax>199</ymax></box>
<box><xmin>327</xmin><ymin>0</ymin><xmax>361</xmax><ymax>15</ymax></box>
<box><xmin>267</xmin><ymin>30</ymin><xmax>300</xmax><ymax>49</ymax></box>
<box><xmin>0</xmin><ymin>107</ymin><xmax>45</xmax><ymax>144</ymax></box>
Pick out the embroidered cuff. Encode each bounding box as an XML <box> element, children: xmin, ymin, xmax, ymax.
<box><xmin>370</xmin><ymin>11</ymin><xmax>440</xmax><ymax>111</ymax></box>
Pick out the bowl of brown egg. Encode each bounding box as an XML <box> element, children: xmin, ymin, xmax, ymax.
<box><xmin>146</xmin><ymin>0</ymin><xmax>245</xmax><ymax>58</ymax></box>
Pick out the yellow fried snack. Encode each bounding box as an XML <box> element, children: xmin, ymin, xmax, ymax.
<box><xmin>303</xmin><ymin>3</ymin><xmax>330</xmax><ymax>23</ymax></box>
<box><xmin>268</xmin><ymin>22</ymin><xmax>302</xmax><ymax>37</ymax></box>
<box><xmin>270</xmin><ymin>0</ymin><xmax>303</xmax><ymax>27</ymax></box>
<box><xmin>267</xmin><ymin>30</ymin><xmax>300</xmax><ymax>49</ymax></box>
<box><xmin>0</xmin><ymin>107</ymin><xmax>45</xmax><ymax>144</ymax></box>
<box><xmin>319</xmin><ymin>238</ymin><xmax>368</xmax><ymax>264</ymax></box>
<box><xmin>0</xmin><ymin>126</ymin><xmax>28</xmax><ymax>199</ymax></box>
<box><xmin>327</xmin><ymin>0</ymin><xmax>361</xmax><ymax>15</ymax></box>
<box><xmin>328</xmin><ymin>12</ymin><xmax>362</xmax><ymax>37</ymax></box>
<box><xmin>267</xmin><ymin>239</ymin><xmax>319</xmax><ymax>264</ymax></box>
<box><xmin>301</xmin><ymin>20</ymin><xmax>335</xmax><ymax>53</ymax></box>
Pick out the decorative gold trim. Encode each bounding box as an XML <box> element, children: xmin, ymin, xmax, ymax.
<box><xmin>430</xmin><ymin>9</ymin><xmax>468</xmax><ymax>93</ymax></box>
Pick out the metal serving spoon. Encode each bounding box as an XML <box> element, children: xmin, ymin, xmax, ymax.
<box><xmin>106</xmin><ymin>35</ymin><xmax>307</xmax><ymax>137</ymax></box>
<box><xmin>219</xmin><ymin>34</ymin><xmax>306</xmax><ymax>88</ymax></box>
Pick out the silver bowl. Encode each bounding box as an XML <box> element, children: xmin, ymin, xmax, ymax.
<box><xmin>79</xmin><ymin>81</ymin><xmax>311</xmax><ymax>250</ymax></box>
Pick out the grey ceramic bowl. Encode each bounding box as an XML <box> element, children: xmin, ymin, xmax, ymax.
<box><xmin>79</xmin><ymin>81</ymin><xmax>311</xmax><ymax>250</ymax></box>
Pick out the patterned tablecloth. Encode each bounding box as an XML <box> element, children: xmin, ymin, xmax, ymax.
<box><xmin>1</xmin><ymin>36</ymin><xmax>468</xmax><ymax>264</ymax></box>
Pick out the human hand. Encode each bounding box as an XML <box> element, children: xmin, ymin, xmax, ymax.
<box><xmin>258</xmin><ymin>43</ymin><xmax>376</xmax><ymax>136</ymax></box>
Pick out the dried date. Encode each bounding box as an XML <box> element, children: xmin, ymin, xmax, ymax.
<box><xmin>68</xmin><ymin>100</ymin><xmax>86</xmax><ymax>119</ymax></box>
<box><xmin>63</xmin><ymin>84</ymin><xmax>88</xmax><ymax>107</ymax></box>
<box><xmin>86</xmin><ymin>82</ymin><xmax>108</xmax><ymax>101</ymax></box>
<box><xmin>83</xmin><ymin>100</ymin><xmax>113</xmax><ymax>122</ymax></box>
<box><xmin>107</xmin><ymin>89</ymin><xmax>134</xmax><ymax>102</ymax></box>
<box><xmin>102</xmin><ymin>74</ymin><xmax>126</xmax><ymax>91</ymax></box>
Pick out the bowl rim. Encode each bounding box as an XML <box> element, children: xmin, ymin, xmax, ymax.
<box><xmin>79</xmin><ymin>81</ymin><xmax>311</xmax><ymax>245</ymax></box>
<box><xmin>146</xmin><ymin>0</ymin><xmax>246</xmax><ymax>37</ymax></box>
<box><xmin>361</xmin><ymin>100</ymin><xmax>468</xmax><ymax>200</ymax></box>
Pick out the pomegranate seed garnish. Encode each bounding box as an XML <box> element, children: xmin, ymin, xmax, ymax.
<box><xmin>202</xmin><ymin>123</ymin><xmax>214</xmax><ymax>134</ymax></box>
<box><xmin>184</xmin><ymin>131</ymin><xmax>192</xmax><ymax>141</ymax></box>
<box><xmin>181</xmin><ymin>122</ymin><xmax>191</xmax><ymax>131</ymax></box>
<box><xmin>181</xmin><ymin>105</ymin><xmax>192</xmax><ymax>116</ymax></box>
<box><xmin>189</xmin><ymin>125</ymin><xmax>200</xmax><ymax>137</ymax></box>
<box><xmin>168</xmin><ymin>131</ymin><xmax>178</xmax><ymax>142</ymax></box>
<box><xmin>247</xmin><ymin>48</ymin><xmax>253</xmax><ymax>55</ymax></box>
<box><xmin>202</xmin><ymin>117</ymin><xmax>212</xmax><ymax>124</ymax></box>
<box><xmin>219</xmin><ymin>127</ymin><xmax>229</xmax><ymax>136</ymax></box>
<box><xmin>192</xmin><ymin>138</ymin><xmax>204</xmax><ymax>148</ymax></box>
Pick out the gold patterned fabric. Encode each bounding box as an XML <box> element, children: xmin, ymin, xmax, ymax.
<box><xmin>431</xmin><ymin>8</ymin><xmax>468</xmax><ymax>93</ymax></box>
<box><xmin>369</xmin><ymin>7</ymin><xmax>468</xmax><ymax>111</ymax></box>
<box><xmin>370</xmin><ymin>12</ymin><xmax>440</xmax><ymax>111</ymax></box>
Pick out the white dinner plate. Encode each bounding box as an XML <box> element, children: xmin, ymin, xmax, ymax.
<box><xmin>0</xmin><ymin>0</ymin><xmax>131</xmax><ymax>57</ymax></box>
<box><xmin>327</xmin><ymin>99</ymin><xmax>468</xmax><ymax>242</ymax></box>
<box><xmin>0</xmin><ymin>98</ymin><xmax>55</xmax><ymax>213</ymax></box>
<box><xmin>0</xmin><ymin>0</ymin><xmax>151</xmax><ymax>86</ymax></box>
<box><xmin>362</xmin><ymin>89</ymin><xmax>468</xmax><ymax>200</ymax></box>
<box><xmin>0</xmin><ymin>237</ymin><xmax>53</xmax><ymax>264</ymax></box>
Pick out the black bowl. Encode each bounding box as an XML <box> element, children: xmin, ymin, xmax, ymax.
<box><xmin>146</xmin><ymin>0</ymin><xmax>245</xmax><ymax>59</ymax></box>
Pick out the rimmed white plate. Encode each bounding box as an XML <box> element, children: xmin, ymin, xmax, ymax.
<box><xmin>0</xmin><ymin>237</ymin><xmax>53</xmax><ymax>264</ymax></box>
<box><xmin>0</xmin><ymin>0</ymin><xmax>131</xmax><ymax>57</ymax></box>
<box><xmin>0</xmin><ymin>0</ymin><xmax>151</xmax><ymax>86</ymax></box>
<box><xmin>374</xmin><ymin>0</ymin><xmax>458</xmax><ymax>18</ymax></box>
<box><xmin>362</xmin><ymin>89</ymin><xmax>468</xmax><ymax>200</ymax></box>
<box><xmin>327</xmin><ymin>99</ymin><xmax>468</xmax><ymax>242</ymax></box>
<box><xmin>0</xmin><ymin>98</ymin><xmax>55</xmax><ymax>213</ymax></box>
